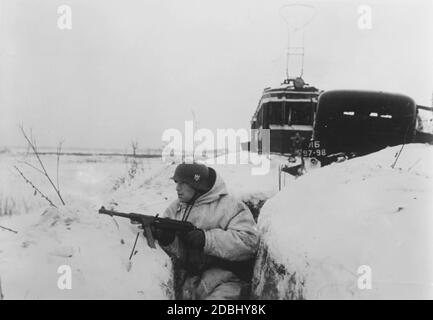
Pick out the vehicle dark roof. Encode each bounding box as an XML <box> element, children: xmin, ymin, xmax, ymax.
<box><xmin>316</xmin><ymin>90</ymin><xmax>416</xmax><ymax>118</ymax></box>
<box><xmin>313</xmin><ymin>89</ymin><xmax>418</xmax><ymax>158</ymax></box>
<box><xmin>318</xmin><ymin>90</ymin><xmax>415</xmax><ymax>106</ymax></box>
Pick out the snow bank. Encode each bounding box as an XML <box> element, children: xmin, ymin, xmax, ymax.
<box><xmin>254</xmin><ymin>144</ymin><xmax>433</xmax><ymax>299</ymax></box>
<box><xmin>0</xmin><ymin>154</ymin><xmax>174</xmax><ymax>299</ymax></box>
<box><xmin>0</xmin><ymin>204</ymin><xmax>172</xmax><ymax>299</ymax></box>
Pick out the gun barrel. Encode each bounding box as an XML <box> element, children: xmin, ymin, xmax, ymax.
<box><xmin>98</xmin><ymin>206</ymin><xmax>133</xmax><ymax>219</ymax></box>
<box><xmin>98</xmin><ymin>206</ymin><xmax>196</xmax><ymax>232</ymax></box>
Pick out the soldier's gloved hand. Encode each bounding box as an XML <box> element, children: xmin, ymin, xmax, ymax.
<box><xmin>184</xmin><ymin>229</ymin><xmax>205</xmax><ymax>250</ymax></box>
<box><xmin>152</xmin><ymin>227</ymin><xmax>175</xmax><ymax>246</ymax></box>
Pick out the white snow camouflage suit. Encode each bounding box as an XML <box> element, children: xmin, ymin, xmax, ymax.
<box><xmin>161</xmin><ymin>171</ymin><xmax>259</xmax><ymax>300</ymax></box>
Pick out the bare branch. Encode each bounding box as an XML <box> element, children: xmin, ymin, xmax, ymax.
<box><xmin>391</xmin><ymin>122</ymin><xmax>412</xmax><ymax>169</ymax></box>
<box><xmin>111</xmin><ymin>216</ymin><xmax>120</xmax><ymax>230</ymax></box>
<box><xmin>19</xmin><ymin>125</ymin><xmax>65</xmax><ymax>205</ymax></box>
<box><xmin>131</xmin><ymin>140</ymin><xmax>138</xmax><ymax>157</ymax></box>
<box><xmin>17</xmin><ymin>160</ymin><xmax>45</xmax><ymax>175</ymax></box>
<box><xmin>14</xmin><ymin>166</ymin><xmax>58</xmax><ymax>208</ymax></box>
<box><xmin>0</xmin><ymin>224</ymin><xmax>18</xmax><ymax>234</ymax></box>
<box><xmin>391</xmin><ymin>144</ymin><xmax>405</xmax><ymax>169</ymax></box>
<box><xmin>56</xmin><ymin>140</ymin><xmax>64</xmax><ymax>193</ymax></box>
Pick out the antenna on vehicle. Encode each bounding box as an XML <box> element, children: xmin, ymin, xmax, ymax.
<box><xmin>279</xmin><ymin>4</ymin><xmax>316</xmax><ymax>82</ymax></box>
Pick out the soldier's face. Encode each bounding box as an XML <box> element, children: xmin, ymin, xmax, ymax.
<box><xmin>175</xmin><ymin>181</ymin><xmax>196</xmax><ymax>203</ymax></box>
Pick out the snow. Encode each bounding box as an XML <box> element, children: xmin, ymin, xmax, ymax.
<box><xmin>2</xmin><ymin>144</ymin><xmax>432</xmax><ymax>299</ymax></box>
<box><xmin>0</xmin><ymin>154</ymin><xmax>174</xmax><ymax>299</ymax></box>
<box><xmin>257</xmin><ymin>143</ymin><xmax>433</xmax><ymax>299</ymax></box>
<box><xmin>0</xmin><ymin>205</ymin><xmax>172</xmax><ymax>299</ymax></box>
<box><xmin>0</xmin><ymin>150</ymin><xmax>279</xmax><ymax>299</ymax></box>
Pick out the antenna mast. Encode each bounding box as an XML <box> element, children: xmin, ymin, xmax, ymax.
<box><xmin>280</xmin><ymin>4</ymin><xmax>316</xmax><ymax>82</ymax></box>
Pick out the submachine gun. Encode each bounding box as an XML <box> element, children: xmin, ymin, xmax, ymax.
<box><xmin>98</xmin><ymin>206</ymin><xmax>196</xmax><ymax>248</ymax></box>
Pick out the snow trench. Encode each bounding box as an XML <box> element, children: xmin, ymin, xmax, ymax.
<box><xmin>244</xmin><ymin>200</ymin><xmax>306</xmax><ymax>300</ymax></box>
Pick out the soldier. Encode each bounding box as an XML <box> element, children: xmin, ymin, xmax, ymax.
<box><xmin>153</xmin><ymin>163</ymin><xmax>259</xmax><ymax>300</ymax></box>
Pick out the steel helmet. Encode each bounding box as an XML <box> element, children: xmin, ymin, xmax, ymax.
<box><xmin>171</xmin><ymin>163</ymin><xmax>210</xmax><ymax>191</ymax></box>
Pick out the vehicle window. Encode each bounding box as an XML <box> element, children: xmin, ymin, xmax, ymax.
<box><xmin>266</xmin><ymin>102</ymin><xmax>284</xmax><ymax>125</ymax></box>
<box><xmin>290</xmin><ymin>102</ymin><xmax>313</xmax><ymax>125</ymax></box>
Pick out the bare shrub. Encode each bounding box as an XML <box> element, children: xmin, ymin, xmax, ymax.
<box><xmin>15</xmin><ymin>125</ymin><xmax>66</xmax><ymax>207</ymax></box>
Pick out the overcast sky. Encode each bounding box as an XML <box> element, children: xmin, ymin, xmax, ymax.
<box><xmin>1</xmin><ymin>0</ymin><xmax>432</xmax><ymax>150</ymax></box>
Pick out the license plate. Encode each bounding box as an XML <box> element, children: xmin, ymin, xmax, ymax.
<box><xmin>302</xmin><ymin>140</ymin><xmax>327</xmax><ymax>158</ymax></box>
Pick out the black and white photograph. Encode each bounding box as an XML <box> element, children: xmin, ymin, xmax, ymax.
<box><xmin>0</xmin><ymin>0</ymin><xmax>432</xmax><ymax>303</ymax></box>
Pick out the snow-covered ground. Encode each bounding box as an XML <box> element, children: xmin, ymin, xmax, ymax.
<box><xmin>253</xmin><ymin>143</ymin><xmax>433</xmax><ymax>299</ymax></box>
<box><xmin>0</xmin><ymin>150</ymin><xmax>279</xmax><ymax>299</ymax></box>
<box><xmin>0</xmin><ymin>153</ymin><xmax>175</xmax><ymax>299</ymax></box>
<box><xmin>1</xmin><ymin>144</ymin><xmax>432</xmax><ymax>299</ymax></box>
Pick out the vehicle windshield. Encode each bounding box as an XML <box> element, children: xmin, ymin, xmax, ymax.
<box><xmin>290</xmin><ymin>102</ymin><xmax>313</xmax><ymax>125</ymax></box>
<box><xmin>263</xmin><ymin>101</ymin><xmax>313</xmax><ymax>126</ymax></box>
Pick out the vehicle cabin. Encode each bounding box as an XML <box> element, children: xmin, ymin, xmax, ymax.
<box><xmin>250</xmin><ymin>78</ymin><xmax>322</xmax><ymax>154</ymax></box>
<box><xmin>415</xmin><ymin>104</ymin><xmax>433</xmax><ymax>144</ymax></box>
<box><xmin>312</xmin><ymin>90</ymin><xmax>418</xmax><ymax>160</ymax></box>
